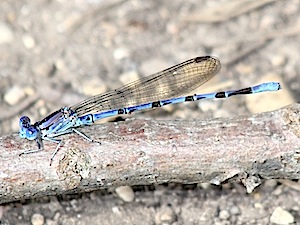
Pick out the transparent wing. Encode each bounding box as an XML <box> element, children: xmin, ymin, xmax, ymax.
<box><xmin>71</xmin><ymin>56</ymin><xmax>221</xmax><ymax>115</ymax></box>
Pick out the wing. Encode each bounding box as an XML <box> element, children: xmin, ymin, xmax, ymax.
<box><xmin>71</xmin><ymin>56</ymin><xmax>221</xmax><ymax>115</ymax></box>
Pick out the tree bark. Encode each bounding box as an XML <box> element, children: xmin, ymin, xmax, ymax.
<box><xmin>0</xmin><ymin>103</ymin><xmax>299</xmax><ymax>203</ymax></box>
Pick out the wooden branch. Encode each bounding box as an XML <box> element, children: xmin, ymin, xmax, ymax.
<box><xmin>1</xmin><ymin>103</ymin><xmax>300</xmax><ymax>203</ymax></box>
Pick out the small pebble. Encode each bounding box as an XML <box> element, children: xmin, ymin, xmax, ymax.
<box><xmin>31</xmin><ymin>213</ymin><xmax>44</xmax><ymax>225</ymax></box>
<box><xmin>244</xmin><ymin>175</ymin><xmax>262</xmax><ymax>193</ymax></box>
<box><xmin>166</xmin><ymin>22</ymin><xmax>179</xmax><ymax>34</ymax></box>
<box><xmin>254</xmin><ymin>202</ymin><xmax>263</xmax><ymax>208</ymax></box>
<box><xmin>264</xmin><ymin>179</ymin><xmax>278</xmax><ymax>188</ymax></box>
<box><xmin>271</xmin><ymin>55</ymin><xmax>286</xmax><ymax>67</ymax></box>
<box><xmin>197</xmin><ymin>182</ymin><xmax>211</xmax><ymax>190</ymax></box>
<box><xmin>155</xmin><ymin>206</ymin><xmax>176</xmax><ymax>224</ymax></box>
<box><xmin>112</xmin><ymin>206</ymin><xmax>122</xmax><ymax>216</ymax></box>
<box><xmin>219</xmin><ymin>209</ymin><xmax>230</xmax><ymax>220</ymax></box>
<box><xmin>22</xmin><ymin>34</ymin><xmax>35</xmax><ymax>49</ymax></box>
<box><xmin>214</xmin><ymin>221</ymin><xmax>223</xmax><ymax>225</ymax></box>
<box><xmin>4</xmin><ymin>86</ymin><xmax>26</xmax><ymax>106</ymax></box>
<box><xmin>70</xmin><ymin>199</ymin><xmax>82</xmax><ymax>212</ymax></box>
<box><xmin>115</xmin><ymin>186</ymin><xmax>135</xmax><ymax>202</ymax></box>
<box><xmin>33</xmin><ymin>62</ymin><xmax>53</xmax><ymax>77</ymax></box>
<box><xmin>55</xmin><ymin>59</ymin><xmax>66</xmax><ymax>71</ymax></box>
<box><xmin>24</xmin><ymin>86</ymin><xmax>35</xmax><ymax>96</ymax></box>
<box><xmin>0</xmin><ymin>23</ymin><xmax>14</xmax><ymax>44</ymax></box>
<box><xmin>45</xmin><ymin>219</ymin><xmax>57</xmax><ymax>225</ymax></box>
<box><xmin>53</xmin><ymin>212</ymin><xmax>61</xmax><ymax>221</ymax></box>
<box><xmin>270</xmin><ymin>207</ymin><xmax>294</xmax><ymax>225</ymax></box>
<box><xmin>113</xmin><ymin>47</ymin><xmax>130</xmax><ymax>60</ymax></box>
<box><xmin>229</xmin><ymin>206</ymin><xmax>240</xmax><ymax>215</ymax></box>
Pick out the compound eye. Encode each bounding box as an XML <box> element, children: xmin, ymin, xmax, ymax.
<box><xmin>20</xmin><ymin>116</ymin><xmax>31</xmax><ymax>128</ymax></box>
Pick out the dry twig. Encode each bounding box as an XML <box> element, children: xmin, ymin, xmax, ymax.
<box><xmin>0</xmin><ymin>103</ymin><xmax>299</xmax><ymax>203</ymax></box>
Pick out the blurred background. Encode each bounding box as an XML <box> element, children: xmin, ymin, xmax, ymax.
<box><xmin>0</xmin><ymin>0</ymin><xmax>299</xmax><ymax>224</ymax></box>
